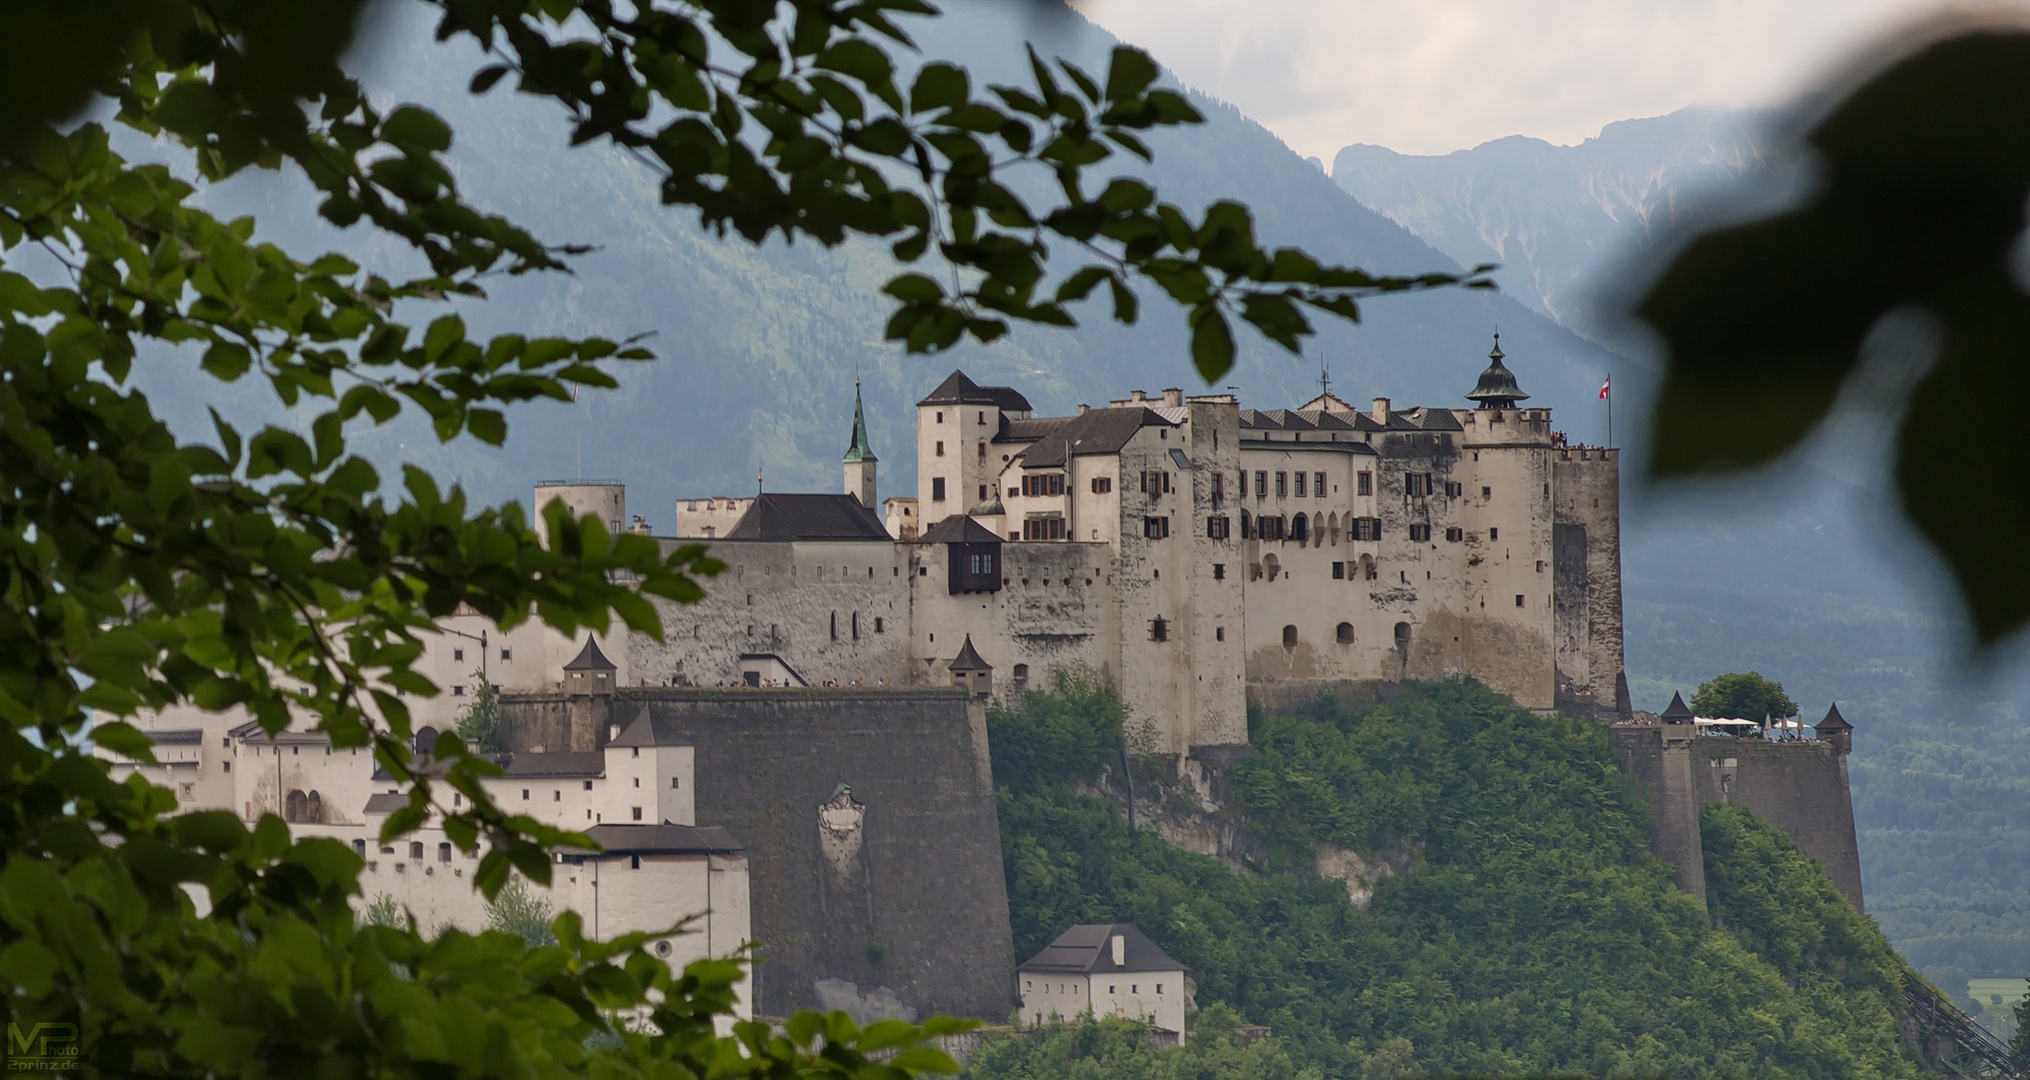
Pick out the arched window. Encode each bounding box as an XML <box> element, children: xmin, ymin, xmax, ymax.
<box><xmin>1012</xmin><ymin>663</ymin><xmax>1030</xmax><ymax>690</ymax></box>
<box><xmin>851</xmin><ymin>612</ymin><xmax>860</xmax><ymax>639</ymax></box>
<box><xmin>1394</xmin><ymin>621</ymin><xmax>1413</xmax><ymax>654</ymax></box>
<box><xmin>1361</xmin><ymin>555</ymin><xmax>1378</xmax><ymax>581</ymax></box>
<box><xmin>416</xmin><ymin>726</ymin><xmax>440</xmax><ymax>758</ymax></box>
<box><xmin>830</xmin><ymin>612</ymin><xmax>838</xmax><ymax>640</ymax></box>
<box><xmin>1328</xmin><ymin>513</ymin><xmax>1341</xmax><ymax>546</ymax></box>
<box><xmin>1291</xmin><ymin>513</ymin><xmax>1309</xmax><ymax>543</ymax></box>
<box><xmin>1282</xmin><ymin>625</ymin><xmax>1298</xmax><ymax>647</ymax></box>
<box><xmin>306</xmin><ymin>790</ymin><xmax>324</xmax><ymax>824</ymax></box>
<box><xmin>285</xmin><ymin>789</ymin><xmax>308</xmax><ymax>823</ymax></box>
<box><xmin>1336</xmin><ymin>622</ymin><xmax>1355</xmax><ymax>644</ymax></box>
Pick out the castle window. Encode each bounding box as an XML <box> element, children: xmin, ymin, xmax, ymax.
<box><xmin>978</xmin><ymin>442</ymin><xmax>986</xmax><ymax>458</ymax></box>
<box><xmin>1537</xmin><ymin>560</ymin><xmax>1545</xmax><ymax>572</ymax></box>
<box><xmin>875</xmin><ymin>617</ymin><xmax>885</xmax><ymax>632</ymax></box>
<box><xmin>1211</xmin><ymin>472</ymin><xmax>1223</xmax><ymax>505</ymax></box>
<box><xmin>439</xmin><ymin>843</ymin><xmax>452</xmax><ymax>864</ymax></box>
<box><xmin>1215</xmin><ymin>627</ymin><xmax>1225</xmax><ymax>641</ymax></box>
<box><xmin>978</xmin><ymin>411</ymin><xmax>986</xmax><ymax>425</ymax></box>
<box><xmin>1515</xmin><ymin>594</ymin><xmax>1526</xmax><ymax>607</ymax></box>
<box><xmin>1409</xmin><ymin>524</ymin><xmax>1431</xmax><ymax>542</ymax></box>
<box><xmin>1254</xmin><ymin>471</ymin><xmax>1267</xmax><ymax>498</ymax></box>
<box><xmin>501</xmin><ymin>647</ymin><xmax>512</xmax><ymax>661</ymax></box>
<box><xmin>554</xmin><ymin>791</ymin><xmax>561</xmax><ymax>801</ymax></box>
<box><xmin>1293</xmin><ymin>472</ymin><xmax>1307</xmax><ymax>497</ymax></box>
<box><xmin>452</xmin><ymin>685</ymin><xmax>465</xmax><ymax>697</ymax></box>
<box><xmin>1214</xmin><ymin>563</ymin><xmax>1226</xmax><ymax>580</ymax></box>
<box><xmin>631</xmin><ymin>856</ymin><xmax>641</xmax><ymax>869</ymax></box>
<box><xmin>1012</xmin><ymin>663</ymin><xmax>1029</xmax><ymax>689</ymax></box>
<box><xmin>1091</xmin><ymin>477</ymin><xmax>1113</xmax><ymax>494</ymax></box>
<box><xmin>1282</xmin><ymin>625</ymin><xmax>1298</xmax><ymax>647</ymax></box>
<box><xmin>831</xmin><ymin>612</ymin><xmax>838</xmax><ymax>640</ymax></box>
<box><xmin>353</xmin><ymin>839</ymin><xmax>366</xmax><ymax>857</ymax></box>
<box><xmin>1023</xmin><ymin>474</ymin><xmax>1066</xmax><ymax>497</ymax></box>
<box><xmin>1489</xmin><ymin>527</ymin><xmax>1499</xmax><ymax>540</ymax></box>
<box><xmin>585</xmin><ymin>781</ymin><xmax>594</xmax><ymax>790</ymax></box>
<box><xmin>1482</xmin><ymin>486</ymin><xmax>1492</xmax><ymax>499</ymax></box>
<box><xmin>932</xmin><ymin>478</ymin><xmax>946</xmax><ymax>501</ymax></box>
<box><xmin>1240</xmin><ymin>510</ymin><xmax>1251</xmax><ymax>538</ymax></box>
<box><xmin>1394</xmin><ymin>622</ymin><xmax>1412</xmax><ymax>652</ymax></box>
<box><xmin>1150</xmin><ymin>618</ymin><xmax>1169</xmax><ymax>642</ymax></box>
<box><xmin>523</xmin><ymin>789</ymin><xmax>530</xmax><ymax>800</ymax></box>
<box><xmin>936</xmin><ymin>441</ymin><xmax>945</xmax><ymax>457</ymax></box>
<box><xmin>1357</xmin><ymin>471</ymin><xmax>1372</xmax><ymax>495</ymax></box>
<box><xmin>1024</xmin><ymin>516</ymin><xmax>1067</xmax><ymax>540</ymax></box>
<box><xmin>1445</xmin><ymin>481</ymin><xmax>1463</xmax><ymax>497</ymax></box>
<box><xmin>632</xmin><ymin>807</ymin><xmax>643</xmax><ymax>821</ymax></box>
<box><xmin>979</xmin><ymin>485</ymin><xmax>988</xmax><ymax>501</ymax></box>
<box><xmin>1333</xmin><ymin>562</ymin><xmax>1344</xmax><ymax>579</ymax></box>
<box><xmin>453</xmin><ymin>647</ymin><xmax>464</xmax><ymax>662</ymax></box>
<box><xmin>672</xmin><ymin>777</ymin><xmax>680</xmax><ymax>789</ymax></box>
<box><xmin>1142</xmin><ymin>516</ymin><xmax>1170</xmax><ymax>539</ymax></box>
<box><xmin>1291</xmin><ymin>514</ymin><xmax>1309</xmax><ymax>542</ymax></box>
<box><xmin>852</xmin><ymin>612</ymin><xmax>861</xmax><ymax>639</ymax></box>
<box><xmin>1315</xmin><ymin>472</ymin><xmax>1327</xmax><ymax>497</ymax></box>
<box><xmin>1337</xmin><ymin>622</ymin><xmax>1355</xmax><ymax>644</ymax></box>
<box><xmin>936</xmin><ymin>411</ymin><xmax>944</xmax><ymax>423</ymax></box>
<box><xmin>410</xmin><ymin>842</ymin><xmax>424</xmax><ymax>860</ymax></box>
<box><xmin>1275</xmin><ymin>472</ymin><xmax>1287</xmax><ymax>497</ymax></box>
<box><xmin>1406</xmin><ymin>473</ymin><xmax>1433</xmax><ymax>497</ymax></box>
<box><xmin>1207</xmin><ymin>516</ymin><xmax>1230</xmax><ymax>539</ymax></box>
<box><xmin>1446</xmin><ymin>527</ymin><xmax>1464</xmax><ymax>542</ymax></box>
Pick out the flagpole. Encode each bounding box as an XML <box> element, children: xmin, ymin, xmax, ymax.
<box><xmin>1607</xmin><ymin>373</ymin><xmax>1612</xmax><ymax>449</ymax></box>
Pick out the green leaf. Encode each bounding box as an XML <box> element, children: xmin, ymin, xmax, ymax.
<box><xmin>910</xmin><ymin>62</ymin><xmax>969</xmax><ymax>113</ymax></box>
<box><xmin>382</xmin><ymin>106</ymin><xmax>453</xmax><ymax>154</ymax></box>
<box><xmin>469</xmin><ymin>65</ymin><xmax>511</xmax><ymax>94</ymax></box>
<box><xmin>90</xmin><ymin>722</ymin><xmax>159</xmax><ymax>764</ymax></box>
<box><xmin>1103</xmin><ymin>46</ymin><xmax>1160</xmax><ymax>103</ymax></box>
<box><xmin>1189</xmin><ymin>304</ymin><xmax>1234</xmax><ymax>382</ymax></box>
<box><xmin>200</xmin><ymin>342</ymin><xmax>253</xmax><ymax>381</ymax></box>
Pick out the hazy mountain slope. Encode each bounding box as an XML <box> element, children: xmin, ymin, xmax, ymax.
<box><xmin>123</xmin><ymin>0</ymin><xmax>1621</xmax><ymax>530</ymax></box>
<box><xmin>1331</xmin><ymin>110</ymin><xmax>2030</xmax><ymax>995</ymax></box>
<box><xmin>1330</xmin><ymin>106</ymin><xmax>1778</xmax><ymax>339</ymax></box>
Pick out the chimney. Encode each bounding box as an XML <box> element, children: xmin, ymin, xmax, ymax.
<box><xmin>1110</xmin><ymin>934</ymin><xmax>1125</xmax><ymax>966</ymax></box>
<box><xmin>1130</xmin><ymin>390</ymin><xmax>1147</xmax><ymax>402</ymax></box>
<box><xmin>1161</xmin><ymin>388</ymin><xmax>1183</xmax><ymax>407</ymax></box>
<box><xmin>1371</xmin><ymin>397</ymin><xmax>1390</xmax><ymax>424</ymax></box>
<box><xmin>1078</xmin><ymin>404</ymin><xmax>1090</xmax><ymax>415</ymax></box>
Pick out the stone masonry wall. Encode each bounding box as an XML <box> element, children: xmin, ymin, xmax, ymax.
<box><xmin>500</xmin><ymin>687</ymin><xmax>1016</xmax><ymax>1021</ymax></box>
<box><xmin>1611</xmin><ymin>725</ymin><xmax>1864</xmax><ymax>912</ymax></box>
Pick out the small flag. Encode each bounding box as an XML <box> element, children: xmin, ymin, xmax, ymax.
<box><xmin>1598</xmin><ymin>374</ymin><xmax>1611</xmax><ymax>400</ymax></box>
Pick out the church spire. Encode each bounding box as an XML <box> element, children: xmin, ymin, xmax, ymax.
<box><xmin>843</xmin><ymin>380</ymin><xmax>879</xmax><ymax>509</ymax></box>
<box><xmin>843</xmin><ymin>380</ymin><xmax>878</xmax><ymax>464</ymax></box>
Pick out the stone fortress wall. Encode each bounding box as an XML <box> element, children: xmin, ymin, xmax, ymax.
<box><xmin>494</xmin><ymin>686</ymin><xmax>1017</xmax><ymax>1022</ymax></box>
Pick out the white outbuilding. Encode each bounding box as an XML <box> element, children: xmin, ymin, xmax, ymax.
<box><xmin>1018</xmin><ymin>923</ymin><xmax>1188</xmax><ymax>1044</ymax></box>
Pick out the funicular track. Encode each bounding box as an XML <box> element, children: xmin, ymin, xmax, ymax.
<box><xmin>1904</xmin><ymin>976</ymin><xmax>2026</xmax><ymax>1079</ymax></box>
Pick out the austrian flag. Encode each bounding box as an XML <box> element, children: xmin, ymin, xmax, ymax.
<box><xmin>1598</xmin><ymin>375</ymin><xmax>1611</xmax><ymax>400</ymax></box>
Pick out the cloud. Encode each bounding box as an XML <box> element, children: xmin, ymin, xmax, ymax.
<box><xmin>1073</xmin><ymin>0</ymin><xmax>1959</xmax><ymax>158</ymax></box>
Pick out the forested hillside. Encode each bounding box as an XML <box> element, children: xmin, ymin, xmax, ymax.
<box><xmin>975</xmin><ymin>682</ymin><xmax>1925</xmax><ymax>1079</ymax></box>
<box><xmin>1329</xmin><ymin>109</ymin><xmax>2030</xmax><ymax>998</ymax></box>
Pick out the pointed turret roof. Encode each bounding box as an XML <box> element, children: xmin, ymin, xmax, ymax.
<box><xmin>948</xmin><ymin>634</ymin><xmax>992</xmax><ymax>673</ymax></box>
<box><xmin>1659</xmin><ymin>692</ymin><xmax>1695</xmax><ymax>722</ymax></box>
<box><xmin>1465</xmin><ymin>333</ymin><xmax>1530</xmax><ymax>408</ymax></box>
<box><xmin>563</xmin><ymin>636</ymin><xmax>617</xmax><ymax>672</ymax></box>
<box><xmin>1815</xmin><ymin>702</ymin><xmax>1853</xmax><ymax>732</ymax></box>
<box><xmin>843</xmin><ymin>381</ymin><xmax>877</xmax><ymax>464</ymax></box>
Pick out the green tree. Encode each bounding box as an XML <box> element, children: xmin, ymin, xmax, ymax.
<box><xmin>455</xmin><ymin>667</ymin><xmax>505</xmax><ymax>755</ymax></box>
<box><xmin>486</xmin><ymin>877</ymin><xmax>557</xmax><ymax>948</ymax></box>
<box><xmin>1691</xmin><ymin>671</ymin><xmax>1799</xmax><ymax>721</ymax></box>
<box><xmin>361</xmin><ymin>892</ymin><xmax>407</xmax><ymax>929</ymax></box>
<box><xmin>0</xmin><ymin>1</ymin><xmax>1460</xmax><ymax>1073</ymax></box>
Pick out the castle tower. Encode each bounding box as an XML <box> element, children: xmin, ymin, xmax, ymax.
<box><xmin>948</xmin><ymin>634</ymin><xmax>993</xmax><ymax>699</ymax></box>
<box><xmin>1815</xmin><ymin>701</ymin><xmax>1854</xmax><ymax>754</ymax></box>
<box><xmin>533</xmin><ymin>480</ymin><xmax>626</xmax><ymax>547</ymax></box>
<box><xmin>916</xmin><ymin>370</ymin><xmax>1031</xmax><ymax>519</ymax></box>
<box><xmin>562</xmin><ymin>635</ymin><xmax>617</xmax><ymax>752</ymax></box>
<box><xmin>844</xmin><ymin>380</ymin><xmax>878</xmax><ymax>509</ymax></box>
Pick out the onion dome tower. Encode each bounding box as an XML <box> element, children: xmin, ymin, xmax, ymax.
<box><xmin>1465</xmin><ymin>333</ymin><xmax>1530</xmax><ymax>409</ymax></box>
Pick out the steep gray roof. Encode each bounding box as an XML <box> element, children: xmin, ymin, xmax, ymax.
<box><xmin>1660</xmin><ymin>692</ymin><xmax>1695</xmax><ymax>722</ymax></box>
<box><xmin>564</xmin><ymin>636</ymin><xmax>617</xmax><ymax>672</ymax></box>
<box><xmin>948</xmin><ymin>634</ymin><xmax>991</xmax><ymax>673</ymax></box>
<box><xmin>1017</xmin><ymin>408</ymin><xmax>1169</xmax><ymax>469</ymax></box>
<box><xmin>576</xmin><ymin>823</ymin><xmax>745</xmax><ymax>855</ymax></box>
<box><xmin>1019</xmin><ymin>924</ymin><xmax>1184</xmax><ymax>974</ymax></box>
<box><xmin>723</xmin><ymin>493</ymin><xmax>889</xmax><ymax>542</ymax></box>
<box><xmin>607</xmin><ymin>706</ymin><xmax>697</xmax><ymax>749</ymax></box>
<box><xmin>918</xmin><ymin>515</ymin><xmax>1004</xmax><ymax>545</ymax></box>
<box><xmin>143</xmin><ymin>728</ymin><xmax>204</xmax><ymax>745</ymax></box>
<box><xmin>1816</xmin><ymin>703</ymin><xmax>1853</xmax><ymax>732</ymax></box>
<box><xmin>917</xmin><ymin>370</ymin><xmax>1032</xmax><ymax>412</ymax></box>
<box><xmin>364</xmin><ymin>792</ymin><xmax>409</xmax><ymax>815</ymax></box>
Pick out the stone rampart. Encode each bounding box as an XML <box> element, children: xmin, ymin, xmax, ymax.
<box><xmin>1611</xmin><ymin>725</ymin><xmax>1864</xmax><ymax>912</ymax></box>
<box><xmin>497</xmin><ymin>686</ymin><xmax>1017</xmax><ymax>1021</ymax></box>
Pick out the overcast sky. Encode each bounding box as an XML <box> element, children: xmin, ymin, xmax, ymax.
<box><xmin>1074</xmin><ymin>0</ymin><xmax>1965</xmax><ymax>161</ymax></box>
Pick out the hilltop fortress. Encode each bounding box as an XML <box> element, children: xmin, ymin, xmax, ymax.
<box><xmin>105</xmin><ymin>342</ymin><xmax>1867</xmax><ymax>1025</ymax></box>
<box><xmin>549</xmin><ymin>337</ymin><xmax>1628</xmax><ymax>755</ymax></box>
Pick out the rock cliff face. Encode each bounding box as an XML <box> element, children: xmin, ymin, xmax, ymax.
<box><xmin>1330</xmin><ymin>106</ymin><xmax>1785</xmax><ymax>341</ymax></box>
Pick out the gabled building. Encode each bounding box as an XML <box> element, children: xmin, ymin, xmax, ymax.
<box><xmin>1019</xmin><ymin>923</ymin><xmax>1188</xmax><ymax>1043</ymax></box>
